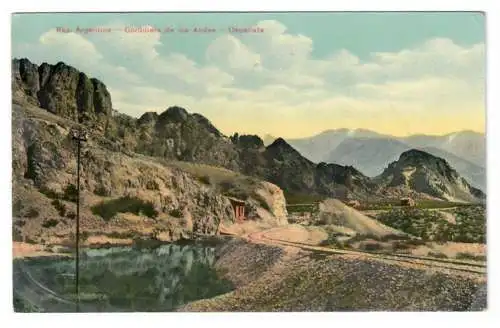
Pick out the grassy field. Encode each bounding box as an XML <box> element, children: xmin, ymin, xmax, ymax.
<box><xmin>284</xmin><ymin>192</ymin><xmax>325</xmax><ymax>205</ymax></box>
<box><xmin>375</xmin><ymin>206</ymin><xmax>486</xmax><ymax>243</ymax></box>
<box><xmin>356</xmin><ymin>199</ymin><xmax>477</xmax><ymax>211</ymax></box>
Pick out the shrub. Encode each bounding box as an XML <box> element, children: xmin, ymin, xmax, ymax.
<box><xmin>51</xmin><ymin>199</ymin><xmax>66</xmax><ymax>217</ymax></box>
<box><xmin>91</xmin><ymin>196</ymin><xmax>158</xmax><ymax>221</ymax></box>
<box><xmin>42</xmin><ymin>219</ymin><xmax>59</xmax><ymax>228</ymax></box>
<box><xmin>39</xmin><ymin>187</ymin><xmax>59</xmax><ymax>199</ymax></box>
<box><xmin>106</xmin><ymin>231</ymin><xmax>138</xmax><ymax>239</ymax></box>
<box><xmin>392</xmin><ymin>241</ymin><xmax>412</xmax><ymax>251</ymax></box>
<box><xmin>79</xmin><ymin>231</ymin><xmax>90</xmax><ymax>242</ymax></box>
<box><xmin>12</xmin><ymin>199</ymin><xmax>23</xmax><ymax>217</ymax></box>
<box><xmin>94</xmin><ymin>186</ymin><xmax>109</xmax><ymax>197</ymax></box>
<box><xmin>379</xmin><ymin>234</ymin><xmax>409</xmax><ymax>242</ymax></box>
<box><xmin>14</xmin><ymin>220</ymin><xmax>26</xmax><ymax>227</ymax></box>
<box><xmin>361</xmin><ymin>242</ymin><xmax>383</xmax><ymax>252</ymax></box>
<box><xmin>169</xmin><ymin>208</ymin><xmax>183</xmax><ymax>218</ymax></box>
<box><xmin>348</xmin><ymin>233</ymin><xmax>380</xmax><ymax>243</ymax></box>
<box><xmin>428</xmin><ymin>251</ymin><xmax>448</xmax><ymax>259</ymax></box>
<box><xmin>66</xmin><ymin>211</ymin><xmax>76</xmax><ymax>220</ymax></box>
<box><xmin>25</xmin><ymin>208</ymin><xmax>39</xmax><ymax>218</ymax></box>
<box><xmin>404</xmin><ymin>238</ymin><xmax>427</xmax><ymax>246</ymax></box>
<box><xmin>62</xmin><ymin>184</ymin><xmax>78</xmax><ymax>202</ymax></box>
<box><xmin>12</xmin><ymin>227</ymin><xmax>23</xmax><ymax>241</ymax></box>
<box><xmin>197</xmin><ymin>175</ymin><xmax>212</xmax><ymax>185</ymax></box>
<box><xmin>455</xmin><ymin>252</ymin><xmax>486</xmax><ymax>261</ymax></box>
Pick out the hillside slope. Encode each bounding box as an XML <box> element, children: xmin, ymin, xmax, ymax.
<box><xmin>374</xmin><ymin>149</ymin><xmax>485</xmax><ymax>202</ymax></box>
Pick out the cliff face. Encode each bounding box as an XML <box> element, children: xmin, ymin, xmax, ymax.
<box><xmin>12</xmin><ymin>104</ymin><xmax>241</xmax><ymax>244</ymax></box>
<box><xmin>12</xmin><ymin>58</ymin><xmax>112</xmax><ymax>123</ymax></box>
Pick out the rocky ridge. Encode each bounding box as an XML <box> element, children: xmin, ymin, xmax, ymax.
<box><xmin>11</xmin><ymin>58</ymin><xmax>485</xmax><ymax>203</ymax></box>
<box><xmin>375</xmin><ymin>149</ymin><xmax>485</xmax><ymax>202</ymax></box>
<box><xmin>12</xmin><ymin>101</ymin><xmax>288</xmax><ymax>245</ymax></box>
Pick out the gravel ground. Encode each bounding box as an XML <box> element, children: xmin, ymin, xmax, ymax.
<box><xmin>180</xmin><ymin>239</ymin><xmax>487</xmax><ymax>312</ymax></box>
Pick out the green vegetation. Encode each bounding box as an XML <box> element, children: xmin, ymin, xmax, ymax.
<box><xmin>357</xmin><ymin>199</ymin><xmax>475</xmax><ymax>211</ymax></box>
<box><xmin>39</xmin><ymin>186</ymin><xmax>59</xmax><ymax>199</ymax></box>
<box><xmin>12</xmin><ymin>200</ymin><xmax>39</xmax><ymax>218</ymax></box>
<box><xmin>105</xmin><ymin>231</ymin><xmax>139</xmax><ymax>239</ymax></box>
<box><xmin>62</xmin><ymin>184</ymin><xmax>78</xmax><ymax>202</ymax></box>
<box><xmin>197</xmin><ymin>175</ymin><xmax>213</xmax><ymax>185</ymax></box>
<box><xmin>25</xmin><ymin>208</ymin><xmax>39</xmax><ymax>218</ymax></box>
<box><xmin>455</xmin><ymin>252</ymin><xmax>486</xmax><ymax>262</ymax></box>
<box><xmin>40</xmin><ymin>183</ymin><xmax>79</xmax><ymax>202</ymax></box>
<box><xmin>169</xmin><ymin>208</ymin><xmax>183</xmax><ymax>218</ymax></box>
<box><xmin>360</xmin><ymin>242</ymin><xmax>383</xmax><ymax>252</ymax></box>
<box><xmin>42</xmin><ymin>219</ymin><xmax>59</xmax><ymax>228</ymax></box>
<box><xmin>93</xmin><ymin>185</ymin><xmax>109</xmax><ymax>197</ymax></box>
<box><xmin>12</xmin><ymin>227</ymin><xmax>23</xmax><ymax>242</ymax></box>
<box><xmin>12</xmin><ymin>199</ymin><xmax>23</xmax><ymax>217</ymax></box>
<box><xmin>286</xmin><ymin>203</ymin><xmax>318</xmax><ymax>214</ymax></box>
<box><xmin>428</xmin><ymin>251</ymin><xmax>448</xmax><ymax>259</ymax></box>
<box><xmin>51</xmin><ymin>199</ymin><xmax>66</xmax><ymax>217</ymax></box>
<box><xmin>376</xmin><ymin>206</ymin><xmax>485</xmax><ymax>243</ymax></box>
<box><xmin>284</xmin><ymin>192</ymin><xmax>325</xmax><ymax>205</ymax></box>
<box><xmin>91</xmin><ymin>196</ymin><xmax>158</xmax><ymax>221</ymax></box>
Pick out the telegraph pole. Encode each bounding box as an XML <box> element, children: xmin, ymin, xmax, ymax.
<box><xmin>71</xmin><ymin>128</ymin><xmax>87</xmax><ymax>312</ymax></box>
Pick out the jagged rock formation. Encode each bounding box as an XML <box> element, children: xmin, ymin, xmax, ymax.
<box><xmin>12</xmin><ymin>58</ymin><xmax>112</xmax><ymax>123</ymax></box>
<box><xmin>375</xmin><ymin>149</ymin><xmax>485</xmax><ymax>202</ymax></box>
<box><xmin>105</xmin><ymin>106</ymin><xmax>240</xmax><ymax>171</ymax></box>
<box><xmin>238</xmin><ymin>137</ymin><xmax>377</xmax><ymax>200</ymax></box>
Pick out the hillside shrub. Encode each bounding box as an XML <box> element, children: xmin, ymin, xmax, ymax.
<box><xmin>91</xmin><ymin>196</ymin><xmax>158</xmax><ymax>221</ymax></box>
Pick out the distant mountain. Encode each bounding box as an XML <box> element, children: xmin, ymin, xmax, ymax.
<box><xmin>275</xmin><ymin>129</ymin><xmax>485</xmax><ymax>171</ymax></box>
<box><xmin>270</xmin><ymin>129</ymin><xmax>388</xmax><ymax>163</ymax></box>
<box><xmin>402</xmin><ymin>131</ymin><xmax>486</xmax><ymax>167</ymax></box>
<box><xmin>325</xmin><ymin>138</ymin><xmax>410</xmax><ymax>177</ymax></box>
<box><xmin>323</xmin><ymin>138</ymin><xmax>486</xmax><ymax>190</ymax></box>
<box><xmin>374</xmin><ymin>149</ymin><xmax>485</xmax><ymax>202</ymax></box>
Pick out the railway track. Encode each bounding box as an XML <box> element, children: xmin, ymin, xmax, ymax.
<box><xmin>245</xmin><ymin>229</ymin><xmax>487</xmax><ymax>276</ymax></box>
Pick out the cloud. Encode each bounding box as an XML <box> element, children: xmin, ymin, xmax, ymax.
<box><xmin>12</xmin><ymin>19</ymin><xmax>485</xmax><ymax>137</ymax></box>
<box><xmin>206</xmin><ymin>35</ymin><xmax>261</xmax><ymax>71</ymax></box>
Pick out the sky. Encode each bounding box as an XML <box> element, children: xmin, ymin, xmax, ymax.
<box><xmin>11</xmin><ymin>12</ymin><xmax>486</xmax><ymax>138</ymax></box>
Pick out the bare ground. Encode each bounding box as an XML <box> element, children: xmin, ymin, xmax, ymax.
<box><xmin>180</xmin><ymin>236</ymin><xmax>486</xmax><ymax>311</ymax></box>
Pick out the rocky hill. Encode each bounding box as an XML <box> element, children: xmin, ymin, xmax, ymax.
<box><xmin>11</xmin><ymin>58</ymin><xmax>485</xmax><ymax>204</ymax></box>
<box><xmin>12</xmin><ymin>104</ymin><xmax>288</xmax><ymax>245</ymax></box>
<box><xmin>324</xmin><ymin>137</ymin><xmax>485</xmax><ymax>190</ymax></box>
<box><xmin>12</xmin><ymin>58</ymin><xmax>112</xmax><ymax>124</ymax></box>
<box><xmin>374</xmin><ymin>149</ymin><xmax>485</xmax><ymax>202</ymax></box>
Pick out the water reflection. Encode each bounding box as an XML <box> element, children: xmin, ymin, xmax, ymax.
<box><xmin>13</xmin><ymin>243</ymin><xmax>233</xmax><ymax>312</ymax></box>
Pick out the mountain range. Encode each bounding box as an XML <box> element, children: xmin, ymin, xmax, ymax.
<box><xmin>263</xmin><ymin>128</ymin><xmax>486</xmax><ymax>190</ymax></box>
<box><xmin>12</xmin><ymin>58</ymin><xmax>485</xmax><ymax>203</ymax></box>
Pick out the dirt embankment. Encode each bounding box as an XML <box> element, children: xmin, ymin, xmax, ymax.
<box><xmin>180</xmin><ymin>238</ymin><xmax>486</xmax><ymax>312</ymax></box>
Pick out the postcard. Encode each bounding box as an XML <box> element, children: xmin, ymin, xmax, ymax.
<box><xmin>11</xmin><ymin>12</ymin><xmax>486</xmax><ymax>312</ymax></box>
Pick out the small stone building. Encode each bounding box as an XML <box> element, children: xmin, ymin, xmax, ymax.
<box><xmin>227</xmin><ymin>197</ymin><xmax>246</xmax><ymax>223</ymax></box>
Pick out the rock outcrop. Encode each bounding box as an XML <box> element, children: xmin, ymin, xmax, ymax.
<box><xmin>375</xmin><ymin>149</ymin><xmax>485</xmax><ymax>202</ymax></box>
<box><xmin>12</xmin><ymin>58</ymin><xmax>112</xmax><ymax>123</ymax></box>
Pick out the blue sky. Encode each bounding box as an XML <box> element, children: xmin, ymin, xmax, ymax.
<box><xmin>11</xmin><ymin>12</ymin><xmax>486</xmax><ymax>137</ymax></box>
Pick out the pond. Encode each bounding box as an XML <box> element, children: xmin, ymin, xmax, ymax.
<box><xmin>13</xmin><ymin>243</ymin><xmax>234</xmax><ymax>312</ymax></box>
